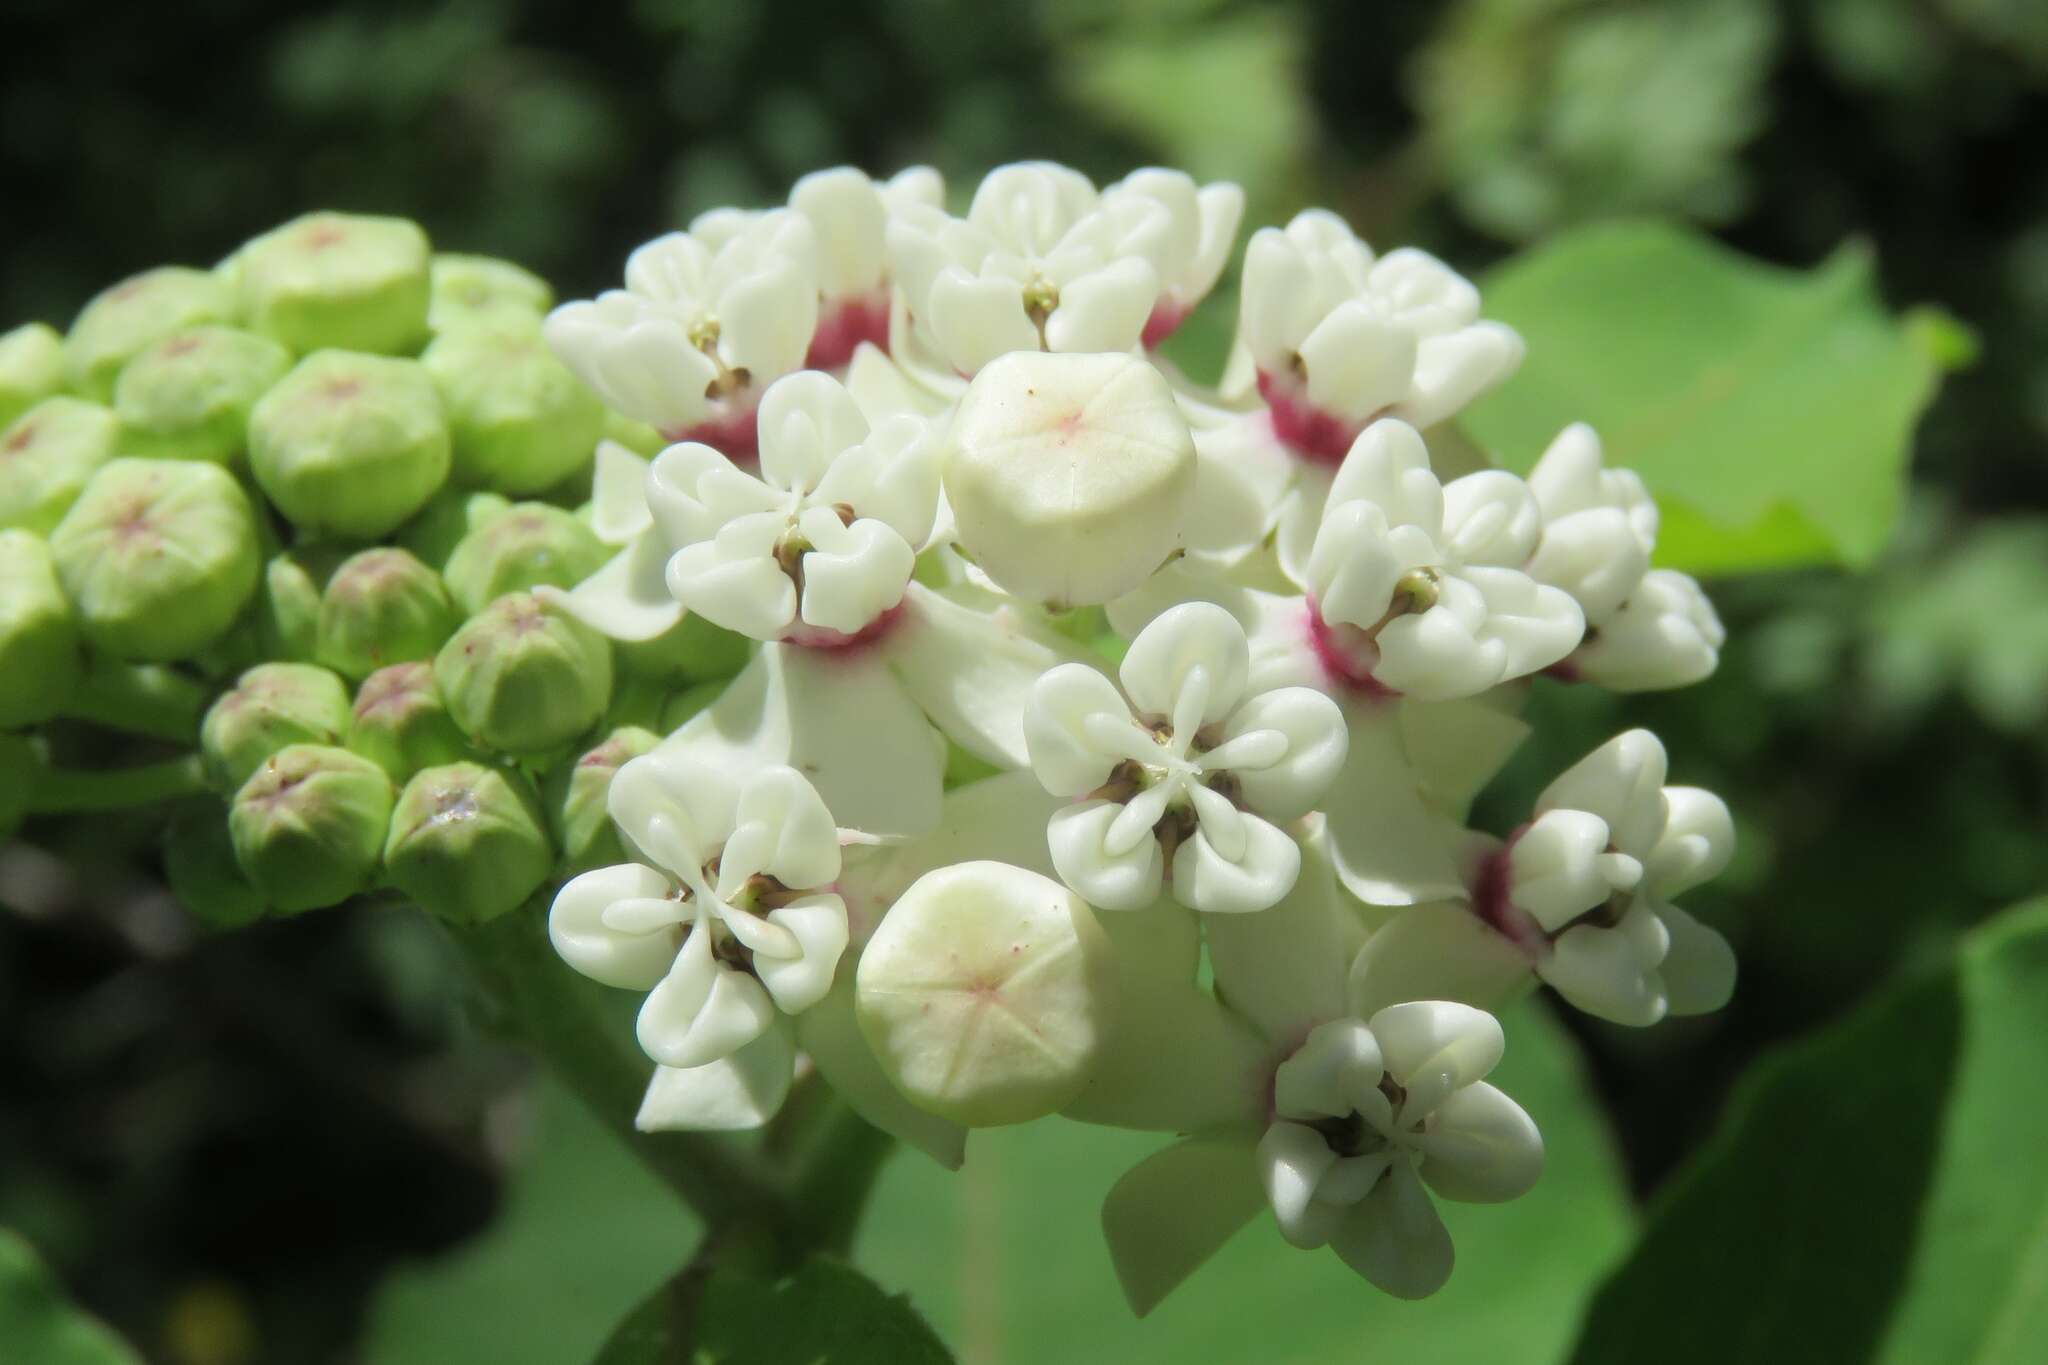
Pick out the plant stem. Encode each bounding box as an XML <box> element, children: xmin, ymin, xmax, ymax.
<box><xmin>27</xmin><ymin>753</ymin><xmax>210</xmax><ymax>813</ymax></box>
<box><xmin>786</xmin><ymin>1098</ymin><xmax>896</xmax><ymax>1258</ymax></box>
<box><xmin>61</xmin><ymin>659</ymin><xmax>211</xmax><ymax>743</ymax></box>
<box><xmin>448</xmin><ymin>903</ymin><xmax>795</xmax><ymax>1232</ymax></box>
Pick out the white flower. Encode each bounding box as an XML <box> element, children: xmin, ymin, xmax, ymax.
<box><xmin>1301</xmin><ymin>418</ymin><xmax>1584</xmax><ymax>701</ymax></box>
<box><xmin>886</xmin><ymin>161</ymin><xmax>1170</xmax><ymax>378</ymax></box>
<box><xmin>1483</xmin><ymin>729</ymin><xmax>1737</xmax><ymax>1025</ymax></box>
<box><xmin>1239</xmin><ymin>210</ymin><xmax>1523</xmax><ymax>447</ymax></box>
<box><xmin>543</xmin><ymin>212</ymin><xmax>818</xmax><ymax>450</ymax></box>
<box><xmin>1522</xmin><ymin>423</ymin><xmax>1656</xmax><ymax>626</ymax></box>
<box><xmin>1258</xmin><ymin>1006</ymin><xmax>1542</xmax><ymax>1298</ymax></box>
<box><xmin>548</xmin><ymin>753</ymin><xmax>848</xmax><ymax>1072</ymax></box>
<box><xmin>1099</xmin><ymin>168</ymin><xmax>1244</xmax><ymax>347</ymax></box>
<box><xmin>1572</xmin><ymin>569</ymin><xmax>1725</xmax><ymax>691</ymax></box>
<box><xmin>1025</xmin><ymin>601</ymin><xmax>1347</xmax><ymax>914</ymax></box>
<box><xmin>648</xmin><ymin>369</ymin><xmax>937</xmax><ymax>642</ymax></box>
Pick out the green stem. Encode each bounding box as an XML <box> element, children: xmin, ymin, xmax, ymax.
<box><xmin>448</xmin><ymin>903</ymin><xmax>795</xmax><ymax>1232</ymax></box>
<box><xmin>27</xmin><ymin>753</ymin><xmax>209</xmax><ymax>813</ymax></box>
<box><xmin>61</xmin><ymin>659</ymin><xmax>211</xmax><ymax>743</ymax></box>
<box><xmin>786</xmin><ymin>1099</ymin><xmax>896</xmax><ymax>1259</ymax></box>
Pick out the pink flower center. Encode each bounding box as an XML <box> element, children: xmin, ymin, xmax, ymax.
<box><xmin>1469</xmin><ymin>835</ymin><xmax>1548</xmax><ymax>960</ymax></box>
<box><xmin>804</xmin><ymin>291</ymin><xmax>893</xmax><ymax>371</ymax></box>
<box><xmin>1302</xmin><ymin>599</ymin><xmax>1396</xmax><ymax>699</ymax></box>
<box><xmin>782</xmin><ymin>600</ymin><xmax>905</xmax><ymax>655</ymax></box>
<box><xmin>1141</xmin><ymin>297</ymin><xmax>1191</xmax><ymax>350</ymax></box>
<box><xmin>1256</xmin><ymin>370</ymin><xmax>1363</xmax><ymax>465</ymax></box>
<box><xmin>666</xmin><ymin>401</ymin><xmax>761</xmax><ymax>468</ymax></box>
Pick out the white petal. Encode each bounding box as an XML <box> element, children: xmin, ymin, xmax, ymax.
<box><xmin>635</xmin><ymin>1023</ymin><xmax>795</xmax><ymax>1133</ymax></box>
<box><xmin>1025</xmin><ymin>663</ymin><xmax>1137</xmax><ymax>797</ymax></box>
<box><xmin>1119</xmin><ymin>600</ymin><xmax>1250</xmax><ymax>724</ymax></box>
<box><xmin>1415</xmin><ymin>1081</ymin><xmax>1543</xmax><ymax>1204</ymax></box>
<box><xmin>1398</xmin><ymin>695</ymin><xmax>1530</xmax><ymax>819</ymax></box>
<box><xmin>1347</xmin><ymin>902</ymin><xmax>1533</xmax><ymax>1017</ymax></box>
<box><xmin>1203</xmin><ymin>827</ymin><xmax>1355</xmax><ymax>1041</ymax></box>
<box><xmin>541</xmin><ymin>534</ymin><xmax>684</xmax><ymax>642</ymax></box>
<box><xmin>1323</xmin><ymin>418</ymin><xmax>1441</xmax><ymax>533</ymax></box>
<box><xmin>1257</xmin><ymin>1121</ymin><xmax>1343</xmax><ymax>1249</ymax></box>
<box><xmin>1574</xmin><ymin>570</ymin><xmax>1724</xmax><ymax>692</ymax></box>
<box><xmin>1400</xmin><ymin>322</ymin><xmax>1524</xmax><ymax>428</ymax></box>
<box><xmin>544</xmin><ymin>296</ymin><xmax>716</xmax><ymax>434</ymax></box>
<box><xmin>666</xmin><ymin>538</ymin><xmax>800</xmax><ymax>640</ymax></box>
<box><xmin>927</xmin><ymin>268</ymin><xmax>1037</xmax><ymax>375</ymax></box>
<box><xmin>1239</xmin><ymin>227</ymin><xmax>1324</xmax><ymax>366</ymax></box>
<box><xmin>1525</xmin><ymin>507</ymin><xmax>1651</xmax><ymax>626</ymax></box>
<box><xmin>754</xmin><ymin>369</ymin><xmax>870</xmax><ymax>492</ymax></box>
<box><xmin>1171</xmin><ymin>811</ymin><xmax>1302</xmax><ymax>915</ymax></box>
<box><xmin>1508</xmin><ymin>809</ymin><xmax>1631</xmax><ymax>933</ymax></box>
<box><xmin>1048</xmin><ymin>799</ymin><xmax>1165</xmax><ymax>911</ymax></box>
<box><xmin>1305</xmin><ymin>499</ymin><xmax>1402</xmax><ymax>632</ymax></box>
<box><xmin>1273</xmin><ymin>1017</ymin><xmax>1384</xmax><ymax>1122</ymax></box>
<box><xmin>1373</xmin><ymin>580</ymin><xmax>1509</xmax><ymax>701</ymax></box>
<box><xmin>1320</xmin><ymin>704</ymin><xmax>1468</xmax><ymax>905</ymax></box>
<box><xmin>1328</xmin><ymin>1160</ymin><xmax>1454</xmax><ymax>1299</ymax></box>
<box><xmin>1441</xmin><ymin>469</ymin><xmax>1541</xmax><ymax>567</ymax></box>
<box><xmin>589</xmin><ymin>440</ymin><xmax>654</xmax><ymax>544</ymax></box>
<box><xmin>798</xmin><ymin>516</ymin><xmax>915</xmax><ymax>634</ymax></box>
<box><xmin>1540</xmin><ymin>909</ymin><xmax>1670</xmax><ymax>1027</ymax></box>
<box><xmin>718</xmin><ymin>247</ymin><xmax>818</xmax><ymax>381</ymax></box>
<box><xmin>1214</xmin><ymin>686</ymin><xmax>1348</xmax><ymax>821</ymax></box>
<box><xmin>719</xmin><ymin>765</ymin><xmax>842</xmax><ymax>892</ymax></box>
<box><xmin>1101</xmin><ymin>1131</ymin><xmax>1266</xmax><ymax>1317</ymax></box>
<box><xmin>754</xmin><ymin>893</ymin><xmax>849</xmax><ymax>1015</ymax></box>
<box><xmin>646</xmin><ymin>441</ymin><xmax>780</xmax><ymax>547</ymax></box>
<box><xmin>1366</xmin><ymin>999</ymin><xmax>1505</xmax><ymax>1118</ymax></box>
<box><xmin>548</xmin><ymin>863</ymin><xmax>678</xmax><ymax>990</ymax></box>
<box><xmin>1299</xmin><ymin>300</ymin><xmax>1417</xmax><ymax>423</ymax></box>
<box><xmin>637</xmin><ymin>929</ymin><xmax>778</xmax><ymax>1069</ymax></box>
<box><xmin>1645</xmin><ymin>785</ymin><xmax>1736</xmax><ymax>899</ymax></box>
<box><xmin>1659</xmin><ymin>902</ymin><xmax>1737</xmax><ymax>1016</ymax></box>
<box><xmin>811</xmin><ymin>413</ymin><xmax>940</xmax><ymax>547</ymax></box>
<box><xmin>606</xmin><ymin>749</ymin><xmax>739</xmax><ymax>876</ymax></box>
<box><xmin>1043</xmin><ymin>257</ymin><xmax>1159</xmax><ymax>354</ymax></box>
<box><xmin>790</xmin><ymin>166</ymin><xmax>886</xmax><ymax>297</ymax></box>
<box><xmin>1458</xmin><ymin>566</ymin><xmax>1586</xmax><ymax>681</ymax></box>
<box><xmin>1537</xmin><ymin>728</ymin><xmax>1669</xmax><ymax>859</ymax></box>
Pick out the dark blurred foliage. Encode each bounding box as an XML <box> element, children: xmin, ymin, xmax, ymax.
<box><xmin>3</xmin><ymin>1</ymin><xmax>2046</xmax><ymax>1360</ymax></box>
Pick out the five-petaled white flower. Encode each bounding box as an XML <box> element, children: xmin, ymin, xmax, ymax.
<box><xmin>1258</xmin><ymin>1005</ymin><xmax>1543</xmax><ymax>1299</ymax></box>
<box><xmin>1025</xmin><ymin>601</ymin><xmax>1348</xmax><ymax>914</ymax></box>
<box><xmin>1301</xmin><ymin>418</ymin><xmax>1585</xmax><ymax>701</ymax></box>
<box><xmin>1099</xmin><ymin>168</ymin><xmax>1245</xmax><ymax>348</ymax></box>
<box><xmin>548</xmin><ymin>752</ymin><xmax>849</xmax><ymax>1073</ymax></box>
<box><xmin>1571</xmin><ymin>568</ymin><xmax>1725</xmax><ymax>692</ymax></box>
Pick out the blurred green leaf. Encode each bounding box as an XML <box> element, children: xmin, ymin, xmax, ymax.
<box><xmin>858</xmin><ymin>1001</ymin><xmax>1630</xmax><ymax>1364</ymax></box>
<box><xmin>1464</xmin><ymin>221</ymin><xmax>1953</xmax><ymax>575</ymax></box>
<box><xmin>595</xmin><ymin>1256</ymin><xmax>952</xmax><ymax>1365</ymax></box>
<box><xmin>1568</xmin><ymin>898</ymin><xmax>2048</xmax><ymax>1364</ymax></box>
<box><xmin>362</xmin><ymin>1077</ymin><xmax>698</xmax><ymax>1365</ymax></box>
<box><xmin>0</xmin><ymin>1229</ymin><xmax>141</xmax><ymax>1364</ymax></box>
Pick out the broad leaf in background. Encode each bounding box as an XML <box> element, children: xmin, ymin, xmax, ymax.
<box><xmin>595</xmin><ymin>1257</ymin><xmax>953</xmax><ymax>1365</ymax></box>
<box><xmin>859</xmin><ymin>1002</ymin><xmax>1630</xmax><ymax>1364</ymax></box>
<box><xmin>1568</xmin><ymin>899</ymin><xmax>2048</xmax><ymax>1365</ymax></box>
<box><xmin>363</xmin><ymin>1078</ymin><xmax>697</xmax><ymax>1365</ymax></box>
<box><xmin>1462</xmin><ymin>221</ymin><xmax>1956</xmax><ymax>576</ymax></box>
<box><xmin>0</xmin><ymin>1229</ymin><xmax>141</xmax><ymax>1365</ymax></box>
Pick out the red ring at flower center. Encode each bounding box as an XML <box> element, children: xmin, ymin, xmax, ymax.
<box><xmin>1255</xmin><ymin>370</ymin><xmax>1364</xmax><ymax>465</ymax></box>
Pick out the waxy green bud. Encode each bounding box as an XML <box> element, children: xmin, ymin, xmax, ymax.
<box><xmin>384</xmin><ymin>761</ymin><xmax>552</xmax><ymax>924</ymax></box>
<box><xmin>615</xmin><ymin>611</ymin><xmax>752</xmax><ymax>685</ymax></box>
<box><xmin>228</xmin><ymin>743</ymin><xmax>394</xmax><ymax>913</ymax></box>
<box><xmin>441</xmin><ymin>501</ymin><xmax>607</xmax><ymax>615</ymax></box>
<box><xmin>397</xmin><ymin>486</ymin><xmax>511</xmax><ymax>569</ymax></box>
<box><xmin>236</xmin><ymin>212</ymin><xmax>431</xmax><ymax>355</ymax></box>
<box><xmin>543</xmin><ymin>725</ymin><xmax>658</xmax><ymax>875</ymax></box>
<box><xmin>315</xmin><ymin>547</ymin><xmax>456</xmax><ymax>680</ymax></box>
<box><xmin>348</xmin><ymin>661</ymin><xmax>469</xmax><ymax>780</ymax></box>
<box><xmin>113</xmin><ymin>325</ymin><xmax>291</xmax><ymax>464</ymax></box>
<box><xmin>0</xmin><ymin>530</ymin><xmax>81</xmax><ymax>727</ymax></box>
<box><xmin>65</xmin><ymin>266</ymin><xmax>236</xmax><ymax>401</ymax></box>
<box><xmin>434</xmin><ymin>592</ymin><xmax>612</xmax><ymax>755</ymax></box>
<box><xmin>254</xmin><ymin>547</ymin><xmax>345</xmax><ymax>663</ymax></box>
<box><xmin>165</xmin><ymin>802</ymin><xmax>268</xmax><ymax>929</ymax></box>
<box><xmin>49</xmin><ymin>458</ymin><xmax>260</xmax><ymax>661</ymax></box>
<box><xmin>0</xmin><ymin>322</ymin><xmax>64</xmax><ymax>427</ymax></box>
<box><xmin>421</xmin><ymin>327</ymin><xmax>605</xmax><ymax>494</ymax></box>
<box><xmin>428</xmin><ymin>254</ymin><xmax>551</xmax><ymax>335</ymax></box>
<box><xmin>247</xmin><ymin>350</ymin><xmax>451</xmax><ymax>537</ymax></box>
<box><xmin>602</xmin><ymin>411</ymin><xmax>666</xmax><ymax>458</ymax></box>
<box><xmin>200</xmin><ymin>662</ymin><xmax>353</xmax><ymax>790</ymax></box>
<box><xmin>1</xmin><ymin>397</ymin><xmax>120</xmax><ymax>534</ymax></box>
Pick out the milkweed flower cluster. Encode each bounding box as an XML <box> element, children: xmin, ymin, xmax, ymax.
<box><xmin>535</xmin><ymin>162</ymin><xmax>1732</xmax><ymax>1309</ymax></box>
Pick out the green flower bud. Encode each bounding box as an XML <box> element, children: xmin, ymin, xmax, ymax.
<box><xmin>112</xmin><ymin>325</ymin><xmax>291</xmax><ymax>464</ymax></box>
<box><xmin>0</xmin><ymin>530</ymin><xmax>81</xmax><ymax>728</ymax></box>
<box><xmin>0</xmin><ymin>322</ymin><xmax>64</xmax><ymax>428</ymax></box>
<box><xmin>228</xmin><ymin>743</ymin><xmax>394</xmax><ymax>914</ymax></box>
<box><xmin>247</xmin><ymin>350</ymin><xmax>451</xmax><ymax>537</ymax></box>
<box><xmin>433</xmin><ymin>592</ymin><xmax>612</xmax><ymax>755</ymax></box>
<box><xmin>427</xmin><ymin>254</ymin><xmax>552</xmax><ymax>335</ymax></box>
<box><xmin>200</xmin><ymin>662</ymin><xmax>353</xmax><ymax>790</ymax></box>
<box><xmin>397</xmin><ymin>485</ymin><xmax>511</xmax><ymax>569</ymax></box>
<box><xmin>421</xmin><ymin>327</ymin><xmax>605</xmax><ymax>495</ymax></box>
<box><xmin>314</xmin><ymin>547</ymin><xmax>456</xmax><ymax>680</ymax></box>
<box><xmin>1</xmin><ymin>396</ymin><xmax>120</xmax><ymax>534</ymax></box>
<box><xmin>384</xmin><ymin>761</ymin><xmax>552</xmax><ymax>924</ymax></box>
<box><xmin>49</xmin><ymin>458</ymin><xmax>261</xmax><ymax>661</ymax></box>
<box><xmin>542</xmin><ymin>725</ymin><xmax>658</xmax><ymax>875</ymax></box>
<box><xmin>602</xmin><ymin>411</ymin><xmax>666</xmax><ymax>458</ymax></box>
<box><xmin>64</xmin><ymin>266</ymin><xmax>236</xmax><ymax>402</ymax></box>
<box><xmin>348</xmin><ymin>661</ymin><xmax>470</xmax><ymax>780</ymax></box>
<box><xmin>236</xmin><ymin>212</ymin><xmax>431</xmax><ymax>355</ymax></box>
<box><xmin>441</xmin><ymin>501</ymin><xmax>607</xmax><ymax>615</ymax></box>
<box><xmin>165</xmin><ymin>802</ymin><xmax>268</xmax><ymax>929</ymax></box>
<box><xmin>615</xmin><ymin>610</ymin><xmax>752</xmax><ymax>685</ymax></box>
<box><xmin>0</xmin><ymin>734</ymin><xmax>32</xmax><ymax>839</ymax></box>
<box><xmin>254</xmin><ymin>547</ymin><xmax>346</xmax><ymax>663</ymax></box>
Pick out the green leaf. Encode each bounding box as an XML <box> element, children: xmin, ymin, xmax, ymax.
<box><xmin>0</xmin><ymin>1229</ymin><xmax>142</xmax><ymax>1365</ymax></box>
<box><xmin>593</xmin><ymin>1257</ymin><xmax>952</xmax><ymax>1365</ymax></box>
<box><xmin>1462</xmin><ymin>220</ymin><xmax>1953</xmax><ymax>574</ymax></box>
<box><xmin>858</xmin><ymin>1001</ymin><xmax>1631</xmax><ymax>1363</ymax></box>
<box><xmin>1567</xmin><ymin>899</ymin><xmax>2048</xmax><ymax>1365</ymax></box>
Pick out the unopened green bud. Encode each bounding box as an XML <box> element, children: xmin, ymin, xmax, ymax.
<box><xmin>65</xmin><ymin>266</ymin><xmax>236</xmax><ymax>401</ymax></box>
<box><xmin>49</xmin><ymin>458</ymin><xmax>260</xmax><ymax>661</ymax></box>
<box><xmin>228</xmin><ymin>743</ymin><xmax>394</xmax><ymax>913</ymax></box>
<box><xmin>0</xmin><ymin>322</ymin><xmax>64</xmax><ymax>427</ymax></box>
<box><xmin>200</xmin><ymin>662</ymin><xmax>353</xmax><ymax>790</ymax></box>
<box><xmin>236</xmin><ymin>212</ymin><xmax>431</xmax><ymax>355</ymax></box>
<box><xmin>428</xmin><ymin>254</ymin><xmax>552</xmax><ymax>335</ymax></box>
<box><xmin>254</xmin><ymin>546</ymin><xmax>346</xmax><ymax>662</ymax></box>
<box><xmin>247</xmin><ymin>350</ymin><xmax>451</xmax><ymax>537</ymax></box>
<box><xmin>165</xmin><ymin>802</ymin><xmax>268</xmax><ymax>929</ymax></box>
<box><xmin>1</xmin><ymin>397</ymin><xmax>120</xmax><ymax>534</ymax></box>
<box><xmin>615</xmin><ymin>610</ymin><xmax>753</xmax><ymax>685</ymax></box>
<box><xmin>441</xmin><ymin>501</ymin><xmax>607</xmax><ymax>615</ymax></box>
<box><xmin>543</xmin><ymin>725</ymin><xmax>658</xmax><ymax>874</ymax></box>
<box><xmin>384</xmin><ymin>761</ymin><xmax>552</xmax><ymax>924</ymax></box>
<box><xmin>397</xmin><ymin>486</ymin><xmax>511</xmax><ymax>569</ymax></box>
<box><xmin>601</xmin><ymin>411</ymin><xmax>666</xmax><ymax>458</ymax></box>
<box><xmin>315</xmin><ymin>547</ymin><xmax>456</xmax><ymax>680</ymax></box>
<box><xmin>0</xmin><ymin>530</ymin><xmax>80</xmax><ymax>727</ymax></box>
<box><xmin>421</xmin><ymin>327</ymin><xmax>605</xmax><ymax>495</ymax></box>
<box><xmin>348</xmin><ymin>660</ymin><xmax>470</xmax><ymax>780</ymax></box>
<box><xmin>113</xmin><ymin>325</ymin><xmax>291</xmax><ymax>464</ymax></box>
<box><xmin>433</xmin><ymin>592</ymin><xmax>612</xmax><ymax>754</ymax></box>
